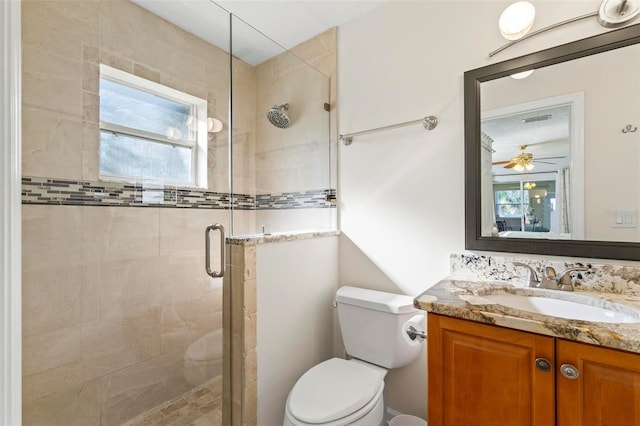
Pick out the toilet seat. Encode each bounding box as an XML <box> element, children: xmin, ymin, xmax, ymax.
<box><xmin>286</xmin><ymin>358</ymin><xmax>386</xmax><ymax>425</ymax></box>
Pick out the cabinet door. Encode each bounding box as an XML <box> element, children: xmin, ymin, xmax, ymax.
<box><xmin>557</xmin><ymin>339</ymin><xmax>640</xmax><ymax>426</ymax></box>
<box><xmin>428</xmin><ymin>314</ymin><xmax>555</xmax><ymax>426</ymax></box>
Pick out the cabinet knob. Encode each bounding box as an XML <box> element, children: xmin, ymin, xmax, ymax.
<box><xmin>560</xmin><ymin>363</ymin><xmax>580</xmax><ymax>379</ymax></box>
<box><xmin>535</xmin><ymin>357</ymin><xmax>552</xmax><ymax>372</ymax></box>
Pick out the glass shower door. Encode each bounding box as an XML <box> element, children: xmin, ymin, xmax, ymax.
<box><xmin>20</xmin><ymin>1</ymin><xmax>232</xmax><ymax>424</ymax></box>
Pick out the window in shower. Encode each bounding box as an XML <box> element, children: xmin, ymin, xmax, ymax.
<box><xmin>98</xmin><ymin>64</ymin><xmax>208</xmax><ymax>187</ymax></box>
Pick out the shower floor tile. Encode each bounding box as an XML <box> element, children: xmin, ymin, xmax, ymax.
<box><xmin>122</xmin><ymin>376</ymin><xmax>222</xmax><ymax>426</ymax></box>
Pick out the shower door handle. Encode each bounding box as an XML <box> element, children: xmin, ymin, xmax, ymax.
<box><xmin>205</xmin><ymin>223</ymin><xmax>225</xmax><ymax>278</ymax></box>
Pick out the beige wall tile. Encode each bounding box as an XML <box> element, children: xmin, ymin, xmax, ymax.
<box><xmin>22</xmin><ymin>106</ymin><xmax>83</xmax><ymax>180</ymax></box>
<box><xmin>22</xmin><ymin>0</ymin><xmax>99</xmax><ymax>61</ymax></box>
<box><xmin>133</xmin><ymin>63</ymin><xmax>161</xmax><ymax>84</ymax></box>
<box><xmin>244</xmin><ymin>348</ymin><xmax>257</xmax><ymax>386</ymax></box>
<box><xmin>97</xmin><ymin>257</ymin><xmax>164</xmax><ymax>319</ymax></box>
<box><xmin>23</xmin><ymin>325</ymin><xmax>82</xmax><ymax>376</ymax></box>
<box><xmin>22</xmin><ymin>205</ymin><xmax>83</xmax><ymax>272</ymax></box>
<box><xmin>157</xmin><ymin>255</ymin><xmax>223</xmax><ymax>308</ymax></box>
<box><xmin>23</xmin><ymin>376</ymin><xmax>104</xmax><ymax>426</ymax></box>
<box><xmin>101</xmin><ymin>50</ymin><xmax>134</xmax><ymax>73</ymax></box>
<box><xmin>228</xmin><ymin>244</ymin><xmax>244</xmax><ymax>268</ymax></box>
<box><xmin>243</xmin><ymin>312</ymin><xmax>256</xmax><ymax>353</ymax></box>
<box><xmin>159</xmin><ymin>208</ymin><xmax>228</xmax><ymax>257</ymax></box>
<box><xmin>82</xmin><ymin>61</ymin><xmax>99</xmax><ymax>94</ymax></box>
<box><xmin>82</xmin><ymin>264</ymin><xmax>101</xmax><ymax>322</ymax></box>
<box><xmin>82</xmin><ymin>207</ymin><xmax>160</xmax><ymax>263</ymax></box>
<box><xmin>23</xmin><ymin>45</ymin><xmax>82</xmax><ymax>116</ymax></box>
<box><xmin>243</xmin><ymin>246</ymin><xmax>256</xmax><ymax>280</ymax></box>
<box><xmin>22</xmin><ymin>266</ymin><xmax>83</xmax><ymax>337</ymax></box>
<box><xmin>82</xmin><ymin>44</ymin><xmax>100</xmax><ymax>64</ymax></box>
<box><xmin>242</xmin><ymin>380</ymin><xmax>257</xmax><ymax>422</ymax></box>
<box><xmin>23</xmin><ymin>358</ymin><xmax>87</xmax><ymax>404</ymax></box>
<box><xmin>23</xmin><ymin>309</ymin><xmax>161</xmax><ymax>405</ymax></box>
<box><xmin>81</xmin><ymin>308</ymin><xmax>162</xmax><ymax>372</ymax></box>
<box><xmin>100</xmin><ymin>0</ymin><xmax>207</xmax><ymax>87</ymax></box>
<box><xmin>82</xmin><ymin>91</ymin><xmax>99</xmax><ymax>123</ymax></box>
<box><xmin>100</xmin><ymin>351</ymin><xmax>191</xmax><ymax>426</ymax></box>
<box><xmin>82</xmin><ymin>122</ymin><xmax>100</xmax><ymax>181</ymax></box>
<box><xmin>159</xmin><ymin>304</ymin><xmax>209</xmax><ymax>354</ymax></box>
<box><xmin>243</xmin><ymin>279</ymin><xmax>256</xmax><ymax>315</ymax></box>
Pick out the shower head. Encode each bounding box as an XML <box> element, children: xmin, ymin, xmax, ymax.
<box><xmin>267</xmin><ymin>103</ymin><xmax>290</xmax><ymax>129</ymax></box>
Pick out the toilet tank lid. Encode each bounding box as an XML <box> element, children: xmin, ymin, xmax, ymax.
<box><xmin>336</xmin><ymin>286</ymin><xmax>417</xmax><ymax>314</ymax></box>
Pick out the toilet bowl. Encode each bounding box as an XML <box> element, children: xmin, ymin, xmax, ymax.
<box><xmin>183</xmin><ymin>329</ymin><xmax>223</xmax><ymax>386</ymax></box>
<box><xmin>284</xmin><ymin>286</ymin><xmax>426</xmax><ymax>426</ymax></box>
<box><xmin>284</xmin><ymin>358</ymin><xmax>387</xmax><ymax>426</ymax></box>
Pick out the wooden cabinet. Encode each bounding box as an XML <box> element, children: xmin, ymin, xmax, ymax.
<box><xmin>428</xmin><ymin>314</ymin><xmax>640</xmax><ymax>426</ymax></box>
<box><xmin>428</xmin><ymin>314</ymin><xmax>555</xmax><ymax>426</ymax></box>
<box><xmin>557</xmin><ymin>339</ymin><xmax>640</xmax><ymax>426</ymax></box>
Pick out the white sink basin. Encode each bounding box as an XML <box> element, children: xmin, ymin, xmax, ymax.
<box><xmin>483</xmin><ymin>294</ymin><xmax>640</xmax><ymax>324</ymax></box>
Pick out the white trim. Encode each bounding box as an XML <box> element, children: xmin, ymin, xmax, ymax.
<box><xmin>99</xmin><ymin>64</ymin><xmax>208</xmax><ymax>188</ymax></box>
<box><xmin>482</xmin><ymin>92</ymin><xmax>586</xmax><ymax>240</ymax></box>
<box><xmin>1</xmin><ymin>0</ymin><xmax>22</xmax><ymax>424</ymax></box>
<box><xmin>100</xmin><ymin>64</ymin><xmax>205</xmax><ymax>106</ymax></box>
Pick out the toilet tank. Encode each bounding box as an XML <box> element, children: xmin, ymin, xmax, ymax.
<box><xmin>336</xmin><ymin>286</ymin><xmax>425</xmax><ymax>369</ymax></box>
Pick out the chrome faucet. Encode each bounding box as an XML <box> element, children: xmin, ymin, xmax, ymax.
<box><xmin>540</xmin><ymin>266</ymin><xmax>590</xmax><ymax>291</ymax></box>
<box><xmin>513</xmin><ymin>262</ymin><xmax>589</xmax><ymax>291</ymax></box>
<box><xmin>513</xmin><ymin>262</ymin><xmax>539</xmax><ymax>287</ymax></box>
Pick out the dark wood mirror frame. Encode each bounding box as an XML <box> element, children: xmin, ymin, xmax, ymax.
<box><xmin>465</xmin><ymin>24</ymin><xmax>640</xmax><ymax>261</ymax></box>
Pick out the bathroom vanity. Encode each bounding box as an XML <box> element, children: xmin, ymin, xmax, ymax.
<box><xmin>415</xmin><ymin>278</ymin><xmax>640</xmax><ymax>426</ymax></box>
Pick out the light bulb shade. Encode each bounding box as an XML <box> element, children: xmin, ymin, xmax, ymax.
<box><xmin>514</xmin><ymin>163</ymin><xmax>525</xmax><ymax>172</ymax></box>
<box><xmin>525</xmin><ymin>163</ymin><xmax>534</xmax><ymax>171</ymax></box>
<box><xmin>207</xmin><ymin>117</ymin><xmax>223</xmax><ymax>133</ymax></box>
<box><xmin>510</xmin><ymin>69</ymin><xmax>534</xmax><ymax>79</ymax></box>
<box><xmin>499</xmin><ymin>1</ymin><xmax>536</xmax><ymax>40</ymax></box>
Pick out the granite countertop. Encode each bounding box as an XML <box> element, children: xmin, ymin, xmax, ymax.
<box><xmin>227</xmin><ymin>230</ymin><xmax>340</xmax><ymax>246</ymax></box>
<box><xmin>414</xmin><ymin>277</ymin><xmax>640</xmax><ymax>354</ymax></box>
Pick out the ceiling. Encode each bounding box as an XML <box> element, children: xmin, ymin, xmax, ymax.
<box><xmin>483</xmin><ymin>104</ymin><xmax>572</xmax><ymax>176</ymax></box>
<box><xmin>132</xmin><ymin>0</ymin><xmax>389</xmax><ymax>65</ymax></box>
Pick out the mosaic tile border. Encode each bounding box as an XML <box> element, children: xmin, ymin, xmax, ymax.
<box><xmin>256</xmin><ymin>189</ymin><xmax>336</xmax><ymax>209</ymax></box>
<box><xmin>22</xmin><ymin>176</ymin><xmax>336</xmax><ymax>210</ymax></box>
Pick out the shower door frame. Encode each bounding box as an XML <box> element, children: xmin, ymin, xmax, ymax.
<box><xmin>0</xmin><ymin>0</ymin><xmax>23</xmax><ymax>424</ymax></box>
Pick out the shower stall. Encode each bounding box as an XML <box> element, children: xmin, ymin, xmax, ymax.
<box><xmin>20</xmin><ymin>1</ymin><xmax>334</xmax><ymax>425</ymax></box>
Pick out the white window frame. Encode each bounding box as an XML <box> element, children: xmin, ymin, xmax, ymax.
<box><xmin>98</xmin><ymin>64</ymin><xmax>208</xmax><ymax>188</ymax></box>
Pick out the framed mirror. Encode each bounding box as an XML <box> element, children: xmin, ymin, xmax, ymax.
<box><xmin>465</xmin><ymin>24</ymin><xmax>640</xmax><ymax>261</ymax></box>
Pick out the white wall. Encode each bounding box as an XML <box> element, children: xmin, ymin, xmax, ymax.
<box><xmin>256</xmin><ymin>236</ymin><xmax>339</xmax><ymax>425</ymax></box>
<box><xmin>337</xmin><ymin>0</ymin><xmax>622</xmax><ymax>418</ymax></box>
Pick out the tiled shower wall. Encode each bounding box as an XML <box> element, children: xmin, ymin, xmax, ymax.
<box><xmin>21</xmin><ymin>1</ymin><xmax>236</xmax><ymax>424</ymax></box>
<box><xmin>253</xmin><ymin>28</ymin><xmax>338</xmax><ymax>234</ymax></box>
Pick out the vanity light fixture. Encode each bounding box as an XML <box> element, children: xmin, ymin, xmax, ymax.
<box><xmin>499</xmin><ymin>1</ymin><xmax>536</xmax><ymax>40</ymax></box>
<box><xmin>510</xmin><ymin>69</ymin><xmax>535</xmax><ymax>79</ymax></box>
<box><xmin>524</xmin><ymin>182</ymin><xmax>536</xmax><ymax>189</ymax></box>
<box><xmin>490</xmin><ymin>0</ymin><xmax>640</xmax><ymax>57</ymax></box>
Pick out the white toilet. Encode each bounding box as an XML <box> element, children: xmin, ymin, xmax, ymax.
<box><xmin>183</xmin><ymin>329</ymin><xmax>223</xmax><ymax>386</ymax></box>
<box><xmin>284</xmin><ymin>286</ymin><xmax>426</xmax><ymax>426</ymax></box>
